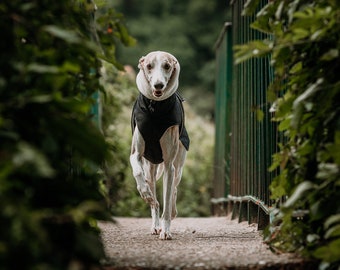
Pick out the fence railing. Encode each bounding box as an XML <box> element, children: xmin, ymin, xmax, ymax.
<box><xmin>213</xmin><ymin>0</ymin><xmax>280</xmax><ymax>229</ymax></box>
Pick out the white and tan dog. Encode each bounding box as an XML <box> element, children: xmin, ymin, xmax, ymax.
<box><xmin>130</xmin><ymin>51</ymin><xmax>189</xmax><ymax>240</ymax></box>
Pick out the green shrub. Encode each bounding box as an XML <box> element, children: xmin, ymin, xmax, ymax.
<box><xmin>100</xmin><ymin>62</ymin><xmax>139</xmax><ymax>215</ymax></box>
<box><xmin>235</xmin><ymin>0</ymin><xmax>340</xmax><ymax>268</ymax></box>
<box><xmin>0</xmin><ymin>1</ymin><xmax>133</xmax><ymax>269</ymax></box>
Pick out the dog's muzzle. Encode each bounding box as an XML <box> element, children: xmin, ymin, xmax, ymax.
<box><xmin>153</xmin><ymin>83</ymin><xmax>164</xmax><ymax>97</ymax></box>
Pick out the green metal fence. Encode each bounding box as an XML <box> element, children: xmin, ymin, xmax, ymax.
<box><xmin>213</xmin><ymin>0</ymin><xmax>279</xmax><ymax>229</ymax></box>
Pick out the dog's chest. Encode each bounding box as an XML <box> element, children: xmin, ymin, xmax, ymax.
<box><xmin>132</xmin><ymin>93</ymin><xmax>189</xmax><ymax>164</ymax></box>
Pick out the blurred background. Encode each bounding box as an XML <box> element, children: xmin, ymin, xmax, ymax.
<box><xmin>98</xmin><ymin>0</ymin><xmax>229</xmax><ymax>217</ymax></box>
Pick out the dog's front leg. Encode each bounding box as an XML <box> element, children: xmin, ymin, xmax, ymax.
<box><xmin>145</xmin><ymin>163</ymin><xmax>161</xmax><ymax>234</ymax></box>
<box><xmin>130</xmin><ymin>128</ymin><xmax>154</xmax><ymax>203</ymax></box>
<box><xmin>159</xmin><ymin>126</ymin><xmax>179</xmax><ymax>240</ymax></box>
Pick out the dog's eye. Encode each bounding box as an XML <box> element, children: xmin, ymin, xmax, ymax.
<box><xmin>146</xmin><ymin>64</ymin><xmax>152</xmax><ymax>70</ymax></box>
<box><xmin>163</xmin><ymin>63</ymin><xmax>171</xmax><ymax>70</ymax></box>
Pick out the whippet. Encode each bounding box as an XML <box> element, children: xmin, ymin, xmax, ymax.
<box><xmin>130</xmin><ymin>51</ymin><xmax>189</xmax><ymax>240</ymax></box>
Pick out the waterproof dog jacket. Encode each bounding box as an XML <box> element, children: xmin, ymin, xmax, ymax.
<box><xmin>131</xmin><ymin>92</ymin><xmax>190</xmax><ymax>164</ymax></box>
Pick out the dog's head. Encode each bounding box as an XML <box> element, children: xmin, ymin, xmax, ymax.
<box><xmin>136</xmin><ymin>51</ymin><xmax>180</xmax><ymax>101</ymax></box>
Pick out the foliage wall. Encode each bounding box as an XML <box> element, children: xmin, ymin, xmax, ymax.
<box><xmin>0</xmin><ymin>1</ymin><xmax>132</xmax><ymax>269</ymax></box>
<box><xmin>235</xmin><ymin>0</ymin><xmax>339</xmax><ymax>268</ymax></box>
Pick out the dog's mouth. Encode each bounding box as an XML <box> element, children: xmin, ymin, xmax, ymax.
<box><xmin>153</xmin><ymin>90</ymin><xmax>163</xmax><ymax>98</ymax></box>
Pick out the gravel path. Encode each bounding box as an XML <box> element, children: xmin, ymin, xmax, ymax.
<box><xmin>99</xmin><ymin>216</ymin><xmax>311</xmax><ymax>269</ymax></box>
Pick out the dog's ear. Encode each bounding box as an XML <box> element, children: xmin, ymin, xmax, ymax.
<box><xmin>171</xmin><ymin>58</ymin><xmax>179</xmax><ymax>70</ymax></box>
<box><xmin>138</xmin><ymin>57</ymin><xmax>145</xmax><ymax>69</ymax></box>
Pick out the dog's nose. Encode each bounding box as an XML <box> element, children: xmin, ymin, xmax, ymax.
<box><xmin>154</xmin><ymin>83</ymin><xmax>164</xmax><ymax>90</ymax></box>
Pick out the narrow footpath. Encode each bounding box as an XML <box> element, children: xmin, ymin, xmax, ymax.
<box><xmin>99</xmin><ymin>216</ymin><xmax>313</xmax><ymax>270</ymax></box>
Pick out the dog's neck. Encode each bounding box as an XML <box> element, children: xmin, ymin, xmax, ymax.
<box><xmin>139</xmin><ymin>91</ymin><xmax>185</xmax><ymax>115</ymax></box>
<box><xmin>140</xmin><ymin>92</ymin><xmax>178</xmax><ymax>113</ymax></box>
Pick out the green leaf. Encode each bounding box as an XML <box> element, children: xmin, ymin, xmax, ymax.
<box><xmin>291</xmin><ymin>78</ymin><xmax>324</xmax><ymax>129</ymax></box>
<box><xmin>311</xmin><ymin>29</ymin><xmax>325</xmax><ymax>41</ymax></box>
<box><xmin>316</xmin><ymin>163</ymin><xmax>339</xmax><ymax>180</ymax></box>
<box><xmin>97</xmin><ymin>54</ymin><xmax>124</xmax><ymax>71</ymax></box>
<box><xmin>256</xmin><ymin>108</ymin><xmax>264</xmax><ymax>121</ymax></box>
<box><xmin>68</xmin><ymin>201</ymin><xmax>105</xmax><ymax>224</ymax></box>
<box><xmin>325</xmin><ymin>224</ymin><xmax>340</xmax><ymax>240</ymax></box>
<box><xmin>60</xmin><ymin>61</ymin><xmax>81</xmax><ymax>73</ymax></box>
<box><xmin>28</xmin><ymin>95</ymin><xmax>53</xmax><ymax>103</ymax></box>
<box><xmin>251</xmin><ymin>19</ymin><xmax>272</xmax><ymax>35</ymax></box>
<box><xmin>284</xmin><ymin>181</ymin><xmax>315</xmax><ymax>208</ymax></box>
<box><xmin>27</xmin><ymin>63</ymin><xmax>59</xmax><ymax>74</ymax></box>
<box><xmin>313</xmin><ymin>239</ymin><xmax>340</xmax><ymax>263</ymax></box>
<box><xmin>234</xmin><ymin>40</ymin><xmax>273</xmax><ymax>64</ymax></box>
<box><xmin>242</xmin><ymin>0</ymin><xmax>261</xmax><ymax>16</ymax></box>
<box><xmin>289</xmin><ymin>62</ymin><xmax>302</xmax><ymax>74</ymax></box>
<box><xmin>290</xmin><ymin>102</ymin><xmax>304</xmax><ymax>130</ymax></box>
<box><xmin>116</xmin><ymin>22</ymin><xmax>136</xmax><ymax>47</ymax></box>
<box><xmin>325</xmin><ymin>214</ymin><xmax>340</xmax><ymax>230</ymax></box>
<box><xmin>307</xmin><ymin>234</ymin><xmax>320</xmax><ymax>243</ymax></box>
<box><xmin>44</xmin><ymin>25</ymin><xmax>81</xmax><ymax>43</ymax></box>
<box><xmin>278</xmin><ymin>117</ymin><xmax>291</xmax><ymax>131</ymax></box>
<box><xmin>270</xmin><ymin>170</ymin><xmax>289</xmax><ymax>198</ymax></box>
<box><xmin>320</xmin><ymin>49</ymin><xmax>339</xmax><ymax>61</ymax></box>
<box><xmin>12</xmin><ymin>142</ymin><xmax>55</xmax><ymax>178</ymax></box>
<box><xmin>292</xmin><ymin>28</ymin><xmax>310</xmax><ymax>40</ymax></box>
<box><xmin>269</xmin><ymin>149</ymin><xmax>288</xmax><ymax>172</ymax></box>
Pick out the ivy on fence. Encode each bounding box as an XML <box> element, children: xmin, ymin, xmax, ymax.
<box><xmin>235</xmin><ymin>0</ymin><xmax>340</xmax><ymax>268</ymax></box>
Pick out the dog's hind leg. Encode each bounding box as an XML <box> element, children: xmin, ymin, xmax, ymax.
<box><xmin>130</xmin><ymin>128</ymin><xmax>154</xmax><ymax>204</ymax></box>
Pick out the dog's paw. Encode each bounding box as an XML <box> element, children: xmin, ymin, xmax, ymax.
<box><xmin>151</xmin><ymin>227</ymin><xmax>161</xmax><ymax>235</ymax></box>
<box><xmin>159</xmin><ymin>231</ymin><xmax>172</xmax><ymax>240</ymax></box>
<box><xmin>137</xmin><ymin>183</ymin><xmax>153</xmax><ymax>203</ymax></box>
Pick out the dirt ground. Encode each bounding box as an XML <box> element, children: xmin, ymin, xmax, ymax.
<box><xmin>99</xmin><ymin>216</ymin><xmax>313</xmax><ymax>270</ymax></box>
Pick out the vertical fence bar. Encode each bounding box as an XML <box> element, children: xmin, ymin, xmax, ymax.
<box><xmin>213</xmin><ymin>25</ymin><xmax>227</xmax><ymax>201</ymax></box>
<box><xmin>230</xmin><ymin>1</ymin><xmax>238</xmax><ymax>198</ymax></box>
<box><xmin>213</xmin><ymin>22</ymin><xmax>233</xmax><ymax>214</ymax></box>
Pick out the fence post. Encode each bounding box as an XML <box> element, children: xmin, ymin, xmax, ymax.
<box><xmin>213</xmin><ymin>22</ymin><xmax>233</xmax><ymax>215</ymax></box>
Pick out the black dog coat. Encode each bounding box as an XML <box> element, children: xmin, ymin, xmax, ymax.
<box><xmin>131</xmin><ymin>92</ymin><xmax>190</xmax><ymax>164</ymax></box>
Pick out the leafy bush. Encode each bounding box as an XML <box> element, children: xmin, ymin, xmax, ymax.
<box><xmin>100</xmin><ymin>62</ymin><xmax>139</xmax><ymax>215</ymax></box>
<box><xmin>235</xmin><ymin>0</ymin><xmax>340</xmax><ymax>268</ymax></box>
<box><xmin>0</xmin><ymin>1</ymin><xmax>133</xmax><ymax>269</ymax></box>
